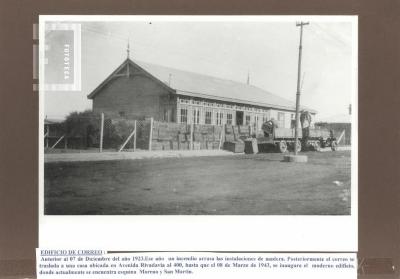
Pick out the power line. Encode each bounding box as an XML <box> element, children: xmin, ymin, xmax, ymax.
<box><xmin>81</xmin><ymin>25</ymin><xmax>220</xmax><ymax>66</ymax></box>
<box><xmin>311</xmin><ymin>23</ymin><xmax>350</xmax><ymax>48</ymax></box>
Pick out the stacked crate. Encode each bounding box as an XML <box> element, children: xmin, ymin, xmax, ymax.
<box><xmin>176</xmin><ymin>130</ymin><xmax>191</xmax><ymax>150</ymax></box>
<box><xmin>135</xmin><ymin>120</ymin><xmax>151</xmax><ymax>150</ymax></box>
<box><xmin>151</xmin><ymin>122</ymin><xmax>188</xmax><ymax>151</ymax></box>
<box><xmin>222</xmin><ymin>125</ymin><xmax>247</xmax><ymax>153</ymax></box>
<box><xmin>194</xmin><ymin>124</ymin><xmax>222</xmax><ymax>150</ymax></box>
<box><xmin>237</xmin><ymin>125</ymin><xmax>251</xmax><ymax>140</ymax></box>
<box><xmin>148</xmin><ymin>121</ymin><xmax>251</xmax><ymax>151</ymax></box>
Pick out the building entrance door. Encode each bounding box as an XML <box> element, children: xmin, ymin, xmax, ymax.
<box><xmin>236</xmin><ymin>111</ymin><xmax>244</xmax><ymax>125</ymax></box>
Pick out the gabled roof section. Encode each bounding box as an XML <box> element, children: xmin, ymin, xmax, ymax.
<box><xmin>88</xmin><ymin>58</ymin><xmax>316</xmax><ymax>113</ymax></box>
<box><xmin>87</xmin><ymin>59</ymin><xmax>175</xmax><ymax>99</ymax></box>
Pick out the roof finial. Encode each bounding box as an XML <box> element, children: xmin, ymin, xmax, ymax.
<box><xmin>127</xmin><ymin>38</ymin><xmax>130</xmax><ymax>59</ymax></box>
<box><xmin>247</xmin><ymin>70</ymin><xmax>250</xmax><ymax>85</ymax></box>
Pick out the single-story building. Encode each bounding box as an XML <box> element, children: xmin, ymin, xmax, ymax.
<box><xmin>88</xmin><ymin>57</ymin><xmax>316</xmax><ymax>131</ymax></box>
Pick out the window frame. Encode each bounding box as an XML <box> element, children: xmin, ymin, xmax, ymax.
<box><xmin>245</xmin><ymin>115</ymin><xmax>251</xmax><ymax>126</ymax></box>
<box><xmin>180</xmin><ymin>108</ymin><xmax>188</xmax><ymax>123</ymax></box>
<box><xmin>226</xmin><ymin>112</ymin><xmax>233</xmax><ymax>125</ymax></box>
<box><xmin>205</xmin><ymin>110</ymin><xmax>212</xmax><ymax>125</ymax></box>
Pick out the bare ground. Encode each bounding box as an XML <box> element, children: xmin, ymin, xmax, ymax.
<box><xmin>44</xmin><ymin>151</ymin><xmax>351</xmax><ymax>215</ymax></box>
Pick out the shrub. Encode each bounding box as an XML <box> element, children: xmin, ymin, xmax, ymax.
<box><xmin>63</xmin><ymin>111</ymin><xmax>136</xmax><ymax>149</ymax></box>
<box><xmin>63</xmin><ymin>110</ymin><xmax>101</xmax><ymax>148</ymax></box>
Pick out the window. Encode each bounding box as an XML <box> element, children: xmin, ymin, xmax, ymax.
<box><xmin>278</xmin><ymin>112</ymin><xmax>285</xmax><ymax>127</ymax></box>
<box><xmin>193</xmin><ymin>108</ymin><xmax>200</xmax><ymax>124</ymax></box>
<box><xmin>163</xmin><ymin>108</ymin><xmax>169</xmax><ymax>122</ymax></box>
<box><xmin>205</xmin><ymin>110</ymin><xmax>212</xmax><ymax>124</ymax></box>
<box><xmin>226</xmin><ymin>113</ymin><xmax>233</xmax><ymax>125</ymax></box>
<box><xmin>290</xmin><ymin>114</ymin><xmax>296</xmax><ymax>128</ymax></box>
<box><xmin>255</xmin><ymin>115</ymin><xmax>260</xmax><ymax>130</ymax></box>
<box><xmin>171</xmin><ymin>108</ymin><xmax>176</xmax><ymax>122</ymax></box>
<box><xmin>262</xmin><ymin>115</ymin><xmax>267</xmax><ymax>123</ymax></box>
<box><xmin>180</xmin><ymin>108</ymin><xmax>188</xmax><ymax>123</ymax></box>
<box><xmin>216</xmin><ymin>111</ymin><xmax>224</xmax><ymax>125</ymax></box>
<box><xmin>245</xmin><ymin>115</ymin><xmax>251</xmax><ymax>125</ymax></box>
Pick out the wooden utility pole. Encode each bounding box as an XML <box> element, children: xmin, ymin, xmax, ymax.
<box><xmin>190</xmin><ymin>122</ymin><xmax>193</xmax><ymax>150</ymax></box>
<box><xmin>149</xmin><ymin>117</ymin><xmax>153</xmax><ymax>151</ymax></box>
<box><xmin>294</xmin><ymin>22</ymin><xmax>309</xmax><ymax>155</ymax></box>
<box><xmin>99</xmin><ymin>113</ymin><xmax>104</xmax><ymax>153</ymax></box>
<box><xmin>133</xmin><ymin>120</ymin><xmax>137</xmax><ymax>151</ymax></box>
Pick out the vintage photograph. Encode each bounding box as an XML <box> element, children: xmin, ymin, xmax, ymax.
<box><xmin>42</xmin><ymin>17</ymin><xmax>356</xmax><ymax>215</ymax></box>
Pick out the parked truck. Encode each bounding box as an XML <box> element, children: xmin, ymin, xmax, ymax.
<box><xmin>257</xmin><ymin>111</ymin><xmax>338</xmax><ymax>153</ymax></box>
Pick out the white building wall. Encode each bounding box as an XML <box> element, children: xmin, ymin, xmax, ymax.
<box><xmin>268</xmin><ymin>109</ymin><xmax>297</xmax><ymax>128</ymax></box>
<box><xmin>176</xmin><ymin>96</ymin><xmax>306</xmax><ymax>129</ymax></box>
<box><xmin>285</xmin><ymin>111</ymin><xmax>292</xmax><ymax>128</ymax></box>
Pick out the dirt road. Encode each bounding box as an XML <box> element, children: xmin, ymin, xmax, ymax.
<box><xmin>44</xmin><ymin>151</ymin><xmax>351</xmax><ymax>215</ymax></box>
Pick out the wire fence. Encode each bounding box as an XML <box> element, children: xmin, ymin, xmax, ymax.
<box><xmin>44</xmin><ymin>111</ymin><xmax>350</xmax><ymax>154</ymax></box>
<box><xmin>44</xmin><ymin>112</ymin><xmax>253</xmax><ymax>153</ymax></box>
<box><xmin>44</xmin><ymin>113</ymin><xmax>152</xmax><ymax>152</ymax></box>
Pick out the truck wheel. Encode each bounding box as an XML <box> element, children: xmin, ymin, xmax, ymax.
<box><xmin>331</xmin><ymin>141</ymin><xmax>338</xmax><ymax>151</ymax></box>
<box><xmin>278</xmin><ymin>141</ymin><xmax>288</xmax><ymax>153</ymax></box>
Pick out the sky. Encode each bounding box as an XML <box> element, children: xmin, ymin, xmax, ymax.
<box><xmin>44</xmin><ymin>17</ymin><xmax>355</xmax><ymax>121</ymax></box>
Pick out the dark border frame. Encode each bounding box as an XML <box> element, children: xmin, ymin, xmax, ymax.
<box><xmin>0</xmin><ymin>0</ymin><xmax>399</xmax><ymax>277</ymax></box>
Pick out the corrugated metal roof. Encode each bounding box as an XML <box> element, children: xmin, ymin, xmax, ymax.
<box><xmin>89</xmin><ymin>59</ymin><xmax>316</xmax><ymax>113</ymax></box>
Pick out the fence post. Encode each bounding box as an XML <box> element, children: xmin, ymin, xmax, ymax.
<box><xmin>190</xmin><ymin>123</ymin><xmax>193</xmax><ymax>150</ymax></box>
<box><xmin>219</xmin><ymin>124</ymin><xmax>225</xmax><ymax>150</ymax></box>
<box><xmin>45</xmin><ymin>126</ymin><xmax>49</xmax><ymax>148</ymax></box>
<box><xmin>99</xmin><ymin>113</ymin><xmax>104</xmax><ymax>153</ymax></box>
<box><xmin>133</xmin><ymin>120</ymin><xmax>137</xmax><ymax>152</ymax></box>
<box><xmin>149</xmin><ymin>117</ymin><xmax>153</xmax><ymax>151</ymax></box>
